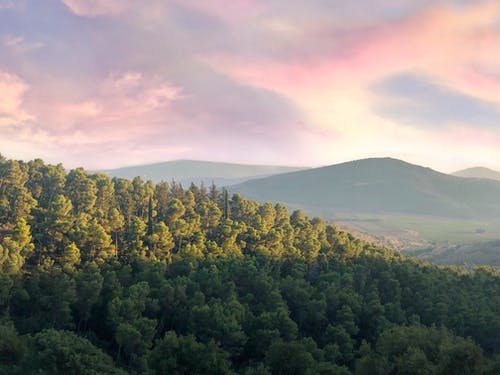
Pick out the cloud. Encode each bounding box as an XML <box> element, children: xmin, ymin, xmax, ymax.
<box><xmin>0</xmin><ymin>0</ymin><xmax>14</xmax><ymax>10</ymax></box>
<box><xmin>60</xmin><ymin>0</ymin><xmax>171</xmax><ymax>21</ymax></box>
<box><xmin>0</xmin><ymin>70</ymin><xmax>182</xmax><ymax>160</ymax></box>
<box><xmin>173</xmin><ymin>0</ymin><xmax>265</xmax><ymax>25</ymax></box>
<box><xmin>29</xmin><ymin>71</ymin><xmax>182</xmax><ymax>139</ymax></box>
<box><xmin>177</xmin><ymin>0</ymin><xmax>443</xmax><ymax>28</ymax></box>
<box><xmin>1</xmin><ymin>0</ymin><xmax>499</xmax><ymax>171</ymax></box>
<box><xmin>372</xmin><ymin>74</ymin><xmax>500</xmax><ymax>127</ymax></box>
<box><xmin>446</xmin><ymin>66</ymin><xmax>500</xmax><ymax>104</ymax></box>
<box><xmin>3</xmin><ymin>35</ymin><xmax>43</xmax><ymax>53</ymax></box>
<box><xmin>0</xmin><ymin>71</ymin><xmax>33</xmax><ymax>126</ymax></box>
<box><xmin>197</xmin><ymin>0</ymin><xmax>500</xmax><ymax>170</ymax></box>
<box><xmin>61</xmin><ymin>0</ymin><xmax>133</xmax><ymax>17</ymax></box>
<box><xmin>0</xmin><ymin>70</ymin><xmax>189</xmax><ymax>168</ymax></box>
<box><xmin>201</xmin><ymin>0</ymin><xmax>500</xmax><ymax>97</ymax></box>
<box><xmin>95</xmin><ymin>72</ymin><xmax>181</xmax><ymax>121</ymax></box>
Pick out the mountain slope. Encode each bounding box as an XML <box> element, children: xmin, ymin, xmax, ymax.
<box><xmin>407</xmin><ymin>240</ymin><xmax>500</xmax><ymax>267</ymax></box>
<box><xmin>231</xmin><ymin>157</ymin><xmax>500</xmax><ymax>219</ymax></box>
<box><xmin>452</xmin><ymin>167</ymin><xmax>500</xmax><ymax>181</ymax></box>
<box><xmin>101</xmin><ymin>159</ymin><xmax>307</xmax><ymax>185</ymax></box>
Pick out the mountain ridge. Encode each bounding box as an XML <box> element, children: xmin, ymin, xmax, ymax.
<box><xmin>230</xmin><ymin>157</ymin><xmax>500</xmax><ymax>219</ymax></box>
<box><xmin>100</xmin><ymin>159</ymin><xmax>309</xmax><ymax>185</ymax></box>
<box><xmin>452</xmin><ymin>166</ymin><xmax>500</xmax><ymax>181</ymax></box>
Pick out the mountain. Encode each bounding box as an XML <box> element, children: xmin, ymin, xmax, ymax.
<box><xmin>452</xmin><ymin>167</ymin><xmax>500</xmax><ymax>181</ymax></box>
<box><xmin>231</xmin><ymin>157</ymin><xmax>500</xmax><ymax>219</ymax></box>
<box><xmin>101</xmin><ymin>159</ymin><xmax>307</xmax><ymax>186</ymax></box>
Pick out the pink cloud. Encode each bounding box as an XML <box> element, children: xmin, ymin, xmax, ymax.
<box><xmin>0</xmin><ymin>71</ymin><xmax>34</xmax><ymax>126</ymax></box>
<box><xmin>0</xmin><ymin>70</ymin><xmax>187</xmax><ymax>168</ymax></box>
<box><xmin>1</xmin><ymin>71</ymin><xmax>181</xmax><ymax>154</ymax></box>
<box><xmin>446</xmin><ymin>67</ymin><xmax>500</xmax><ymax>104</ymax></box>
<box><xmin>197</xmin><ymin>1</ymin><xmax>500</xmax><ymax>172</ymax></box>
<box><xmin>98</xmin><ymin>72</ymin><xmax>181</xmax><ymax>120</ymax></box>
<box><xmin>40</xmin><ymin>71</ymin><xmax>180</xmax><ymax>135</ymax></box>
<box><xmin>59</xmin><ymin>101</ymin><xmax>101</xmax><ymax>120</ymax></box>
<box><xmin>3</xmin><ymin>0</ymin><xmax>499</xmax><ymax>171</ymax></box>
<box><xmin>202</xmin><ymin>0</ymin><xmax>500</xmax><ymax>104</ymax></box>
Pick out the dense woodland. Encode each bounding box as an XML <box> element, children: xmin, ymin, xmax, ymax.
<box><xmin>0</xmin><ymin>154</ymin><xmax>499</xmax><ymax>374</ymax></box>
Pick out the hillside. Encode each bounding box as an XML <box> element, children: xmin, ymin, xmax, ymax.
<box><xmin>452</xmin><ymin>167</ymin><xmax>500</xmax><ymax>181</ymax></box>
<box><xmin>101</xmin><ymin>159</ymin><xmax>307</xmax><ymax>185</ymax></box>
<box><xmin>231</xmin><ymin>157</ymin><xmax>500</xmax><ymax>219</ymax></box>
<box><xmin>407</xmin><ymin>240</ymin><xmax>500</xmax><ymax>267</ymax></box>
<box><xmin>0</xmin><ymin>155</ymin><xmax>498</xmax><ymax>373</ymax></box>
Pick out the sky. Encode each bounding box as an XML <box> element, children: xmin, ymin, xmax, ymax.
<box><xmin>1</xmin><ymin>0</ymin><xmax>499</xmax><ymax>172</ymax></box>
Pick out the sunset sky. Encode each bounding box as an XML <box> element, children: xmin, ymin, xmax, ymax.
<box><xmin>1</xmin><ymin>0</ymin><xmax>499</xmax><ymax>171</ymax></box>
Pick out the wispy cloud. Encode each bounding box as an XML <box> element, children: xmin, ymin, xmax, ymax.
<box><xmin>372</xmin><ymin>74</ymin><xmax>500</xmax><ymax>127</ymax></box>
<box><xmin>3</xmin><ymin>35</ymin><xmax>43</xmax><ymax>53</ymax></box>
<box><xmin>61</xmin><ymin>0</ymin><xmax>133</xmax><ymax>17</ymax></box>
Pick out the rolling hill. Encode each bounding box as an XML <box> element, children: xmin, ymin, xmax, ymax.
<box><xmin>231</xmin><ymin>158</ymin><xmax>500</xmax><ymax>255</ymax></box>
<box><xmin>101</xmin><ymin>160</ymin><xmax>307</xmax><ymax>186</ymax></box>
<box><xmin>452</xmin><ymin>167</ymin><xmax>500</xmax><ymax>181</ymax></box>
<box><xmin>231</xmin><ymin>157</ymin><xmax>500</xmax><ymax>219</ymax></box>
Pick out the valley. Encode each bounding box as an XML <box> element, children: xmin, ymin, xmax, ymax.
<box><xmin>100</xmin><ymin>157</ymin><xmax>500</xmax><ymax>267</ymax></box>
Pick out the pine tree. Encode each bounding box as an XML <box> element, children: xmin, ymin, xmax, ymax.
<box><xmin>147</xmin><ymin>196</ymin><xmax>154</xmax><ymax>236</ymax></box>
<box><xmin>223</xmin><ymin>188</ymin><xmax>230</xmax><ymax>220</ymax></box>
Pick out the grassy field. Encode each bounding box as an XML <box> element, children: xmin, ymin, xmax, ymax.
<box><xmin>404</xmin><ymin>240</ymin><xmax>500</xmax><ymax>267</ymax></box>
<box><xmin>252</xmin><ymin>202</ymin><xmax>500</xmax><ymax>266</ymax></box>
<box><xmin>328</xmin><ymin>213</ymin><xmax>500</xmax><ymax>267</ymax></box>
<box><xmin>329</xmin><ymin>212</ymin><xmax>500</xmax><ymax>250</ymax></box>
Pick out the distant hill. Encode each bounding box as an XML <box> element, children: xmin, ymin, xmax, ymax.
<box><xmin>452</xmin><ymin>167</ymin><xmax>500</xmax><ymax>181</ymax></box>
<box><xmin>101</xmin><ymin>160</ymin><xmax>307</xmax><ymax>186</ymax></box>
<box><xmin>231</xmin><ymin>158</ymin><xmax>500</xmax><ymax>219</ymax></box>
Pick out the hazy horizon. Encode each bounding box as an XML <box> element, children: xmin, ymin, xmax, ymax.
<box><xmin>3</xmin><ymin>152</ymin><xmax>500</xmax><ymax>176</ymax></box>
<box><xmin>1</xmin><ymin>0</ymin><xmax>499</xmax><ymax>171</ymax></box>
<box><xmin>99</xmin><ymin>157</ymin><xmax>500</xmax><ymax>176</ymax></box>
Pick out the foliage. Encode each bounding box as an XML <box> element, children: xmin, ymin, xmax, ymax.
<box><xmin>0</xmin><ymin>155</ymin><xmax>498</xmax><ymax>374</ymax></box>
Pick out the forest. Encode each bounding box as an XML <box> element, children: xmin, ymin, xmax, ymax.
<box><xmin>0</xmin><ymin>154</ymin><xmax>499</xmax><ymax>374</ymax></box>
